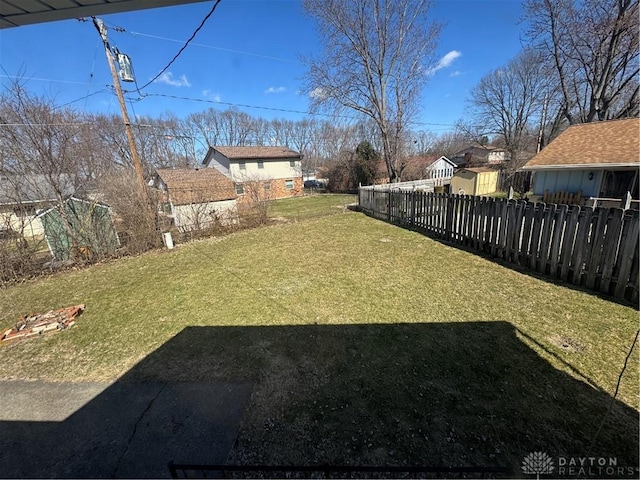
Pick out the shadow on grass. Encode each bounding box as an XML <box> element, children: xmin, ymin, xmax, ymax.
<box><xmin>0</xmin><ymin>322</ymin><xmax>637</xmax><ymax>478</ymax></box>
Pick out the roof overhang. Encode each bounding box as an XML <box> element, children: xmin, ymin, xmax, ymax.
<box><xmin>0</xmin><ymin>0</ymin><xmax>210</xmax><ymax>29</ymax></box>
<box><xmin>521</xmin><ymin>163</ymin><xmax>640</xmax><ymax>171</ymax></box>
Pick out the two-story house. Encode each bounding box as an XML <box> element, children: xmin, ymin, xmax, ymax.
<box><xmin>202</xmin><ymin>146</ymin><xmax>303</xmax><ymax>200</ymax></box>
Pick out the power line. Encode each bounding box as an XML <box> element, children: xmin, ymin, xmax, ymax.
<box><xmin>137</xmin><ymin>0</ymin><xmax>223</xmax><ymax>91</ymax></box>
<box><xmin>0</xmin><ymin>74</ymin><xmax>95</xmax><ymax>86</ymax></box>
<box><xmin>53</xmin><ymin>89</ymin><xmax>111</xmax><ymax>111</ymax></box>
<box><xmin>109</xmin><ymin>27</ymin><xmax>298</xmax><ymax>64</ymax></box>
<box><xmin>131</xmin><ymin>91</ymin><xmax>346</xmax><ymax>118</ymax></box>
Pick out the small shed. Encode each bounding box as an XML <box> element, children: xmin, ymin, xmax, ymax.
<box><xmin>450</xmin><ymin>168</ymin><xmax>499</xmax><ymax>196</ymax></box>
<box><xmin>38</xmin><ymin>197</ymin><xmax>120</xmax><ymax>261</ymax></box>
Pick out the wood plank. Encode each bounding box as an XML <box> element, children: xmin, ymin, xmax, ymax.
<box><xmin>505</xmin><ymin>200</ymin><xmax>516</xmax><ymax>263</ymax></box>
<box><xmin>490</xmin><ymin>199</ymin><xmax>500</xmax><ymax>256</ymax></box>
<box><xmin>497</xmin><ymin>199</ymin><xmax>509</xmax><ymax>259</ymax></box>
<box><xmin>549</xmin><ymin>204</ymin><xmax>568</xmax><ymax>277</ymax></box>
<box><xmin>529</xmin><ymin>203</ymin><xmax>544</xmax><ymax>271</ymax></box>
<box><xmin>559</xmin><ymin>206</ymin><xmax>580</xmax><ymax>282</ymax></box>
<box><xmin>483</xmin><ymin>198</ymin><xmax>494</xmax><ymax>253</ymax></box>
<box><xmin>512</xmin><ymin>200</ymin><xmax>526</xmax><ymax>265</ymax></box>
<box><xmin>520</xmin><ymin>202</ymin><xmax>534</xmax><ymax>266</ymax></box>
<box><xmin>538</xmin><ymin>204</ymin><xmax>557</xmax><ymax>275</ymax></box>
<box><xmin>600</xmin><ymin>208</ymin><xmax>624</xmax><ymax>294</ymax></box>
<box><xmin>445</xmin><ymin>194</ymin><xmax>454</xmax><ymax>241</ymax></box>
<box><xmin>478</xmin><ymin>197</ymin><xmax>487</xmax><ymax>251</ymax></box>
<box><xmin>585</xmin><ymin>208</ymin><xmax>609</xmax><ymax>290</ymax></box>
<box><xmin>571</xmin><ymin>207</ymin><xmax>594</xmax><ymax>285</ymax></box>
<box><xmin>475</xmin><ymin>196</ymin><xmax>483</xmax><ymax>249</ymax></box>
<box><xmin>613</xmin><ymin>210</ymin><xmax>640</xmax><ymax>298</ymax></box>
<box><xmin>459</xmin><ymin>195</ymin><xmax>468</xmax><ymax>244</ymax></box>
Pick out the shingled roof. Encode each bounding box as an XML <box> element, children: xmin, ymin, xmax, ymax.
<box><xmin>212</xmin><ymin>146</ymin><xmax>302</xmax><ymax>159</ymax></box>
<box><xmin>522</xmin><ymin>118</ymin><xmax>640</xmax><ymax>170</ymax></box>
<box><xmin>156</xmin><ymin>168</ymin><xmax>236</xmax><ymax>206</ymax></box>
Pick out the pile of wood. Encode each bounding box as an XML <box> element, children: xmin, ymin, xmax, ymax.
<box><xmin>1</xmin><ymin>304</ymin><xmax>85</xmax><ymax>342</ymax></box>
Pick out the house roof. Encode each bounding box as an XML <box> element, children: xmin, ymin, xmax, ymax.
<box><xmin>460</xmin><ymin>167</ymin><xmax>496</xmax><ymax>174</ymax></box>
<box><xmin>0</xmin><ymin>0</ymin><xmax>208</xmax><ymax>29</ymax></box>
<box><xmin>522</xmin><ymin>118</ymin><xmax>640</xmax><ymax>170</ymax></box>
<box><xmin>0</xmin><ymin>173</ymin><xmax>74</xmax><ymax>205</ymax></box>
<box><xmin>36</xmin><ymin>196</ymin><xmax>111</xmax><ymax>218</ymax></box>
<box><xmin>156</xmin><ymin>168</ymin><xmax>236</xmax><ymax>205</ymax></box>
<box><xmin>211</xmin><ymin>146</ymin><xmax>302</xmax><ymax>160</ymax></box>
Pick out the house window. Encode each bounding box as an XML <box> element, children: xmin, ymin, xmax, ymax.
<box><xmin>239</xmin><ymin>160</ymin><xmax>246</xmax><ymax>171</ymax></box>
<box><xmin>258</xmin><ymin>160</ymin><xmax>264</xmax><ymax>169</ymax></box>
<box><xmin>289</xmin><ymin>160</ymin><xmax>296</xmax><ymax>167</ymax></box>
<box><xmin>285</xmin><ymin>179</ymin><xmax>294</xmax><ymax>190</ymax></box>
<box><xmin>235</xmin><ymin>184</ymin><xmax>245</xmax><ymax>195</ymax></box>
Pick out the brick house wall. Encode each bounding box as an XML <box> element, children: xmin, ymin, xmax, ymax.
<box><xmin>236</xmin><ymin>177</ymin><xmax>303</xmax><ymax>203</ymax></box>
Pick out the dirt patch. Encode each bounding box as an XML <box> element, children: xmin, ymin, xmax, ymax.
<box><xmin>548</xmin><ymin>334</ymin><xmax>585</xmax><ymax>353</ymax></box>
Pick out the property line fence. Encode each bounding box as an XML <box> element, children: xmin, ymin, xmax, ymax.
<box><xmin>360</xmin><ymin>176</ymin><xmax>450</xmax><ymax>193</ymax></box>
<box><xmin>358</xmin><ymin>189</ymin><xmax>639</xmax><ymax>303</ymax></box>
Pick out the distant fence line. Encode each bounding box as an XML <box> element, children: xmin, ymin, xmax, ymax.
<box><xmin>358</xmin><ymin>189</ymin><xmax>639</xmax><ymax>304</ymax></box>
<box><xmin>360</xmin><ymin>176</ymin><xmax>450</xmax><ymax>193</ymax></box>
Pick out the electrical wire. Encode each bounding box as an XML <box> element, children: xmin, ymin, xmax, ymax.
<box><xmin>120</xmin><ymin>90</ymin><xmax>456</xmax><ymax>128</ymax></box>
<box><xmin>107</xmin><ymin>27</ymin><xmax>298</xmax><ymax>64</ymax></box>
<box><xmin>52</xmin><ymin>89</ymin><xmax>112</xmax><ymax>111</ymax></box>
<box><xmin>137</xmin><ymin>0</ymin><xmax>223</xmax><ymax>92</ymax></box>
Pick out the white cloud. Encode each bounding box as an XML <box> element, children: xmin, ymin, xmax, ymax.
<box><xmin>428</xmin><ymin>50</ymin><xmax>462</xmax><ymax>75</ymax></box>
<box><xmin>202</xmin><ymin>89</ymin><xmax>221</xmax><ymax>102</ymax></box>
<box><xmin>309</xmin><ymin>87</ymin><xmax>326</xmax><ymax>100</ymax></box>
<box><xmin>265</xmin><ymin>86</ymin><xmax>287</xmax><ymax>94</ymax></box>
<box><xmin>155</xmin><ymin>72</ymin><xmax>191</xmax><ymax>87</ymax></box>
<box><xmin>450</xmin><ymin>70</ymin><xmax>463</xmax><ymax>77</ymax></box>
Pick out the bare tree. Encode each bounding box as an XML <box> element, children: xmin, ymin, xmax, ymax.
<box><xmin>466</xmin><ymin>50</ymin><xmax>549</xmax><ymax>165</ymax></box>
<box><xmin>523</xmin><ymin>0</ymin><xmax>639</xmax><ymax>124</ymax></box>
<box><xmin>302</xmin><ymin>0</ymin><xmax>442</xmax><ymax>182</ymax></box>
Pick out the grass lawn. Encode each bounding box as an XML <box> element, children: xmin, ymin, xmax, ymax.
<box><xmin>268</xmin><ymin>193</ymin><xmax>356</xmax><ymax>221</ymax></box>
<box><xmin>0</xmin><ymin>200</ymin><xmax>637</xmax><ymax>474</ymax></box>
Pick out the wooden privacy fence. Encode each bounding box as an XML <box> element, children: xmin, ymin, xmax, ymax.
<box><xmin>358</xmin><ymin>189</ymin><xmax>639</xmax><ymax>303</ymax></box>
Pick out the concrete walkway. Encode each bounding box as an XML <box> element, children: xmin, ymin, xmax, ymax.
<box><xmin>0</xmin><ymin>380</ymin><xmax>252</xmax><ymax>478</ymax></box>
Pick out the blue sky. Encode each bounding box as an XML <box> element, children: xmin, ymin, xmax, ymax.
<box><xmin>0</xmin><ymin>0</ymin><xmax>527</xmax><ymax>134</ymax></box>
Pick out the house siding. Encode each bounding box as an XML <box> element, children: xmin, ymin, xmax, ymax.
<box><xmin>229</xmin><ymin>158</ymin><xmax>301</xmax><ymax>181</ymax></box>
<box><xmin>425</xmin><ymin>157</ymin><xmax>455</xmax><ymax>179</ymax></box>
<box><xmin>0</xmin><ymin>212</ymin><xmax>44</xmax><ymax>237</ymax></box>
<box><xmin>172</xmin><ymin>199</ymin><xmax>238</xmax><ymax>231</ymax></box>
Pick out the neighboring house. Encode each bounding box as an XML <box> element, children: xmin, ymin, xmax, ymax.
<box><xmin>37</xmin><ymin>196</ymin><xmax>120</xmax><ymax>261</ymax></box>
<box><xmin>202</xmin><ymin>146</ymin><xmax>303</xmax><ymax>199</ymax></box>
<box><xmin>155</xmin><ymin>168</ymin><xmax>238</xmax><ymax>231</ymax></box>
<box><xmin>402</xmin><ymin>155</ymin><xmax>456</xmax><ymax>181</ymax></box>
<box><xmin>451</xmin><ymin>145</ymin><xmax>510</xmax><ymax>169</ymax></box>
<box><xmin>521</xmin><ymin>118</ymin><xmax>640</xmax><ymax>203</ymax></box>
<box><xmin>450</xmin><ymin>167</ymin><xmax>499</xmax><ymax>196</ymax></box>
<box><xmin>0</xmin><ymin>173</ymin><xmax>74</xmax><ymax>237</ymax></box>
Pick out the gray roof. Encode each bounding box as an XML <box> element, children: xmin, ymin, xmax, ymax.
<box><xmin>0</xmin><ymin>174</ymin><xmax>74</xmax><ymax>205</ymax></box>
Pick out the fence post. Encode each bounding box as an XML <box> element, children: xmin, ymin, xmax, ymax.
<box><xmin>387</xmin><ymin>191</ymin><xmax>391</xmax><ymax>222</ymax></box>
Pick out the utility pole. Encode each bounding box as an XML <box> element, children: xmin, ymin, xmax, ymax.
<box><xmin>93</xmin><ymin>17</ymin><xmax>148</xmax><ymax>201</ymax></box>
